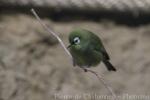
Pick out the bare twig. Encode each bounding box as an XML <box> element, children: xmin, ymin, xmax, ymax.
<box><xmin>31</xmin><ymin>9</ymin><xmax>72</xmax><ymax>58</ymax></box>
<box><xmin>85</xmin><ymin>69</ymin><xmax>117</xmax><ymax>99</ymax></box>
<box><xmin>31</xmin><ymin>8</ymin><xmax>117</xmax><ymax>100</ymax></box>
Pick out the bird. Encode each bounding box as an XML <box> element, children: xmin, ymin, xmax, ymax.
<box><xmin>67</xmin><ymin>29</ymin><xmax>116</xmax><ymax>72</ymax></box>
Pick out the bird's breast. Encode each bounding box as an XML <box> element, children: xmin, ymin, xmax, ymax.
<box><xmin>69</xmin><ymin>47</ymin><xmax>101</xmax><ymax>67</ymax></box>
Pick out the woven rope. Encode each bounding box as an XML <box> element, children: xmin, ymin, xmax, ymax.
<box><xmin>1</xmin><ymin>0</ymin><xmax>150</xmax><ymax>14</ymax></box>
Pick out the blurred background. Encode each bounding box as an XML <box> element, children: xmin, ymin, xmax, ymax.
<box><xmin>0</xmin><ymin>0</ymin><xmax>150</xmax><ymax>100</ymax></box>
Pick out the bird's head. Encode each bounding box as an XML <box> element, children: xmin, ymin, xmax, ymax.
<box><xmin>68</xmin><ymin>29</ymin><xmax>89</xmax><ymax>49</ymax></box>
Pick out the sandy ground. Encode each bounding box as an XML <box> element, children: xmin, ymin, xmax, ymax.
<box><xmin>0</xmin><ymin>13</ymin><xmax>150</xmax><ymax>100</ymax></box>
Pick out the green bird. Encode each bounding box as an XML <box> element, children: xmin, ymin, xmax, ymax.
<box><xmin>68</xmin><ymin>29</ymin><xmax>116</xmax><ymax>71</ymax></box>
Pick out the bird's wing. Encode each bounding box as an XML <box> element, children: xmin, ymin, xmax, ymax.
<box><xmin>91</xmin><ymin>38</ymin><xmax>110</xmax><ymax>60</ymax></box>
<box><xmin>93</xmin><ymin>49</ymin><xmax>109</xmax><ymax>61</ymax></box>
<box><xmin>100</xmin><ymin>46</ymin><xmax>110</xmax><ymax>60</ymax></box>
<box><xmin>89</xmin><ymin>32</ymin><xmax>110</xmax><ymax>60</ymax></box>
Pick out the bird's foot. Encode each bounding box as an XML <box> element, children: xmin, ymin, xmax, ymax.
<box><xmin>83</xmin><ymin>68</ymin><xmax>87</xmax><ymax>72</ymax></box>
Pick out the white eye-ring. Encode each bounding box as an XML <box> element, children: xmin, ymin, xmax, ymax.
<box><xmin>73</xmin><ymin>37</ymin><xmax>80</xmax><ymax>44</ymax></box>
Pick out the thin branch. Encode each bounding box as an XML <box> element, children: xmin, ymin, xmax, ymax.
<box><xmin>31</xmin><ymin>9</ymin><xmax>72</xmax><ymax>58</ymax></box>
<box><xmin>85</xmin><ymin>69</ymin><xmax>117</xmax><ymax>100</ymax></box>
<box><xmin>31</xmin><ymin>8</ymin><xmax>117</xmax><ymax>100</ymax></box>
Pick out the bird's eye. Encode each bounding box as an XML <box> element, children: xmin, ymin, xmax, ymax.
<box><xmin>73</xmin><ymin>37</ymin><xmax>80</xmax><ymax>44</ymax></box>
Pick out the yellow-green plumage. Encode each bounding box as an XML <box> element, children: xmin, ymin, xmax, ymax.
<box><xmin>68</xmin><ymin>29</ymin><xmax>116</xmax><ymax>71</ymax></box>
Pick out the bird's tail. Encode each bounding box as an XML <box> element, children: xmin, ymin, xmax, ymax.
<box><xmin>103</xmin><ymin>60</ymin><xmax>116</xmax><ymax>71</ymax></box>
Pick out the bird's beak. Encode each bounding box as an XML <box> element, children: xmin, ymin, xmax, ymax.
<box><xmin>67</xmin><ymin>44</ymin><xmax>72</xmax><ymax>49</ymax></box>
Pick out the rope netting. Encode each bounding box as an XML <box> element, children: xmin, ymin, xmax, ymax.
<box><xmin>1</xmin><ymin>0</ymin><xmax>150</xmax><ymax>15</ymax></box>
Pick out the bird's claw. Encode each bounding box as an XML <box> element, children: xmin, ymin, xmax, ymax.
<box><xmin>83</xmin><ymin>68</ymin><xmax>87</xmax><ymax>72</ymax></box>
